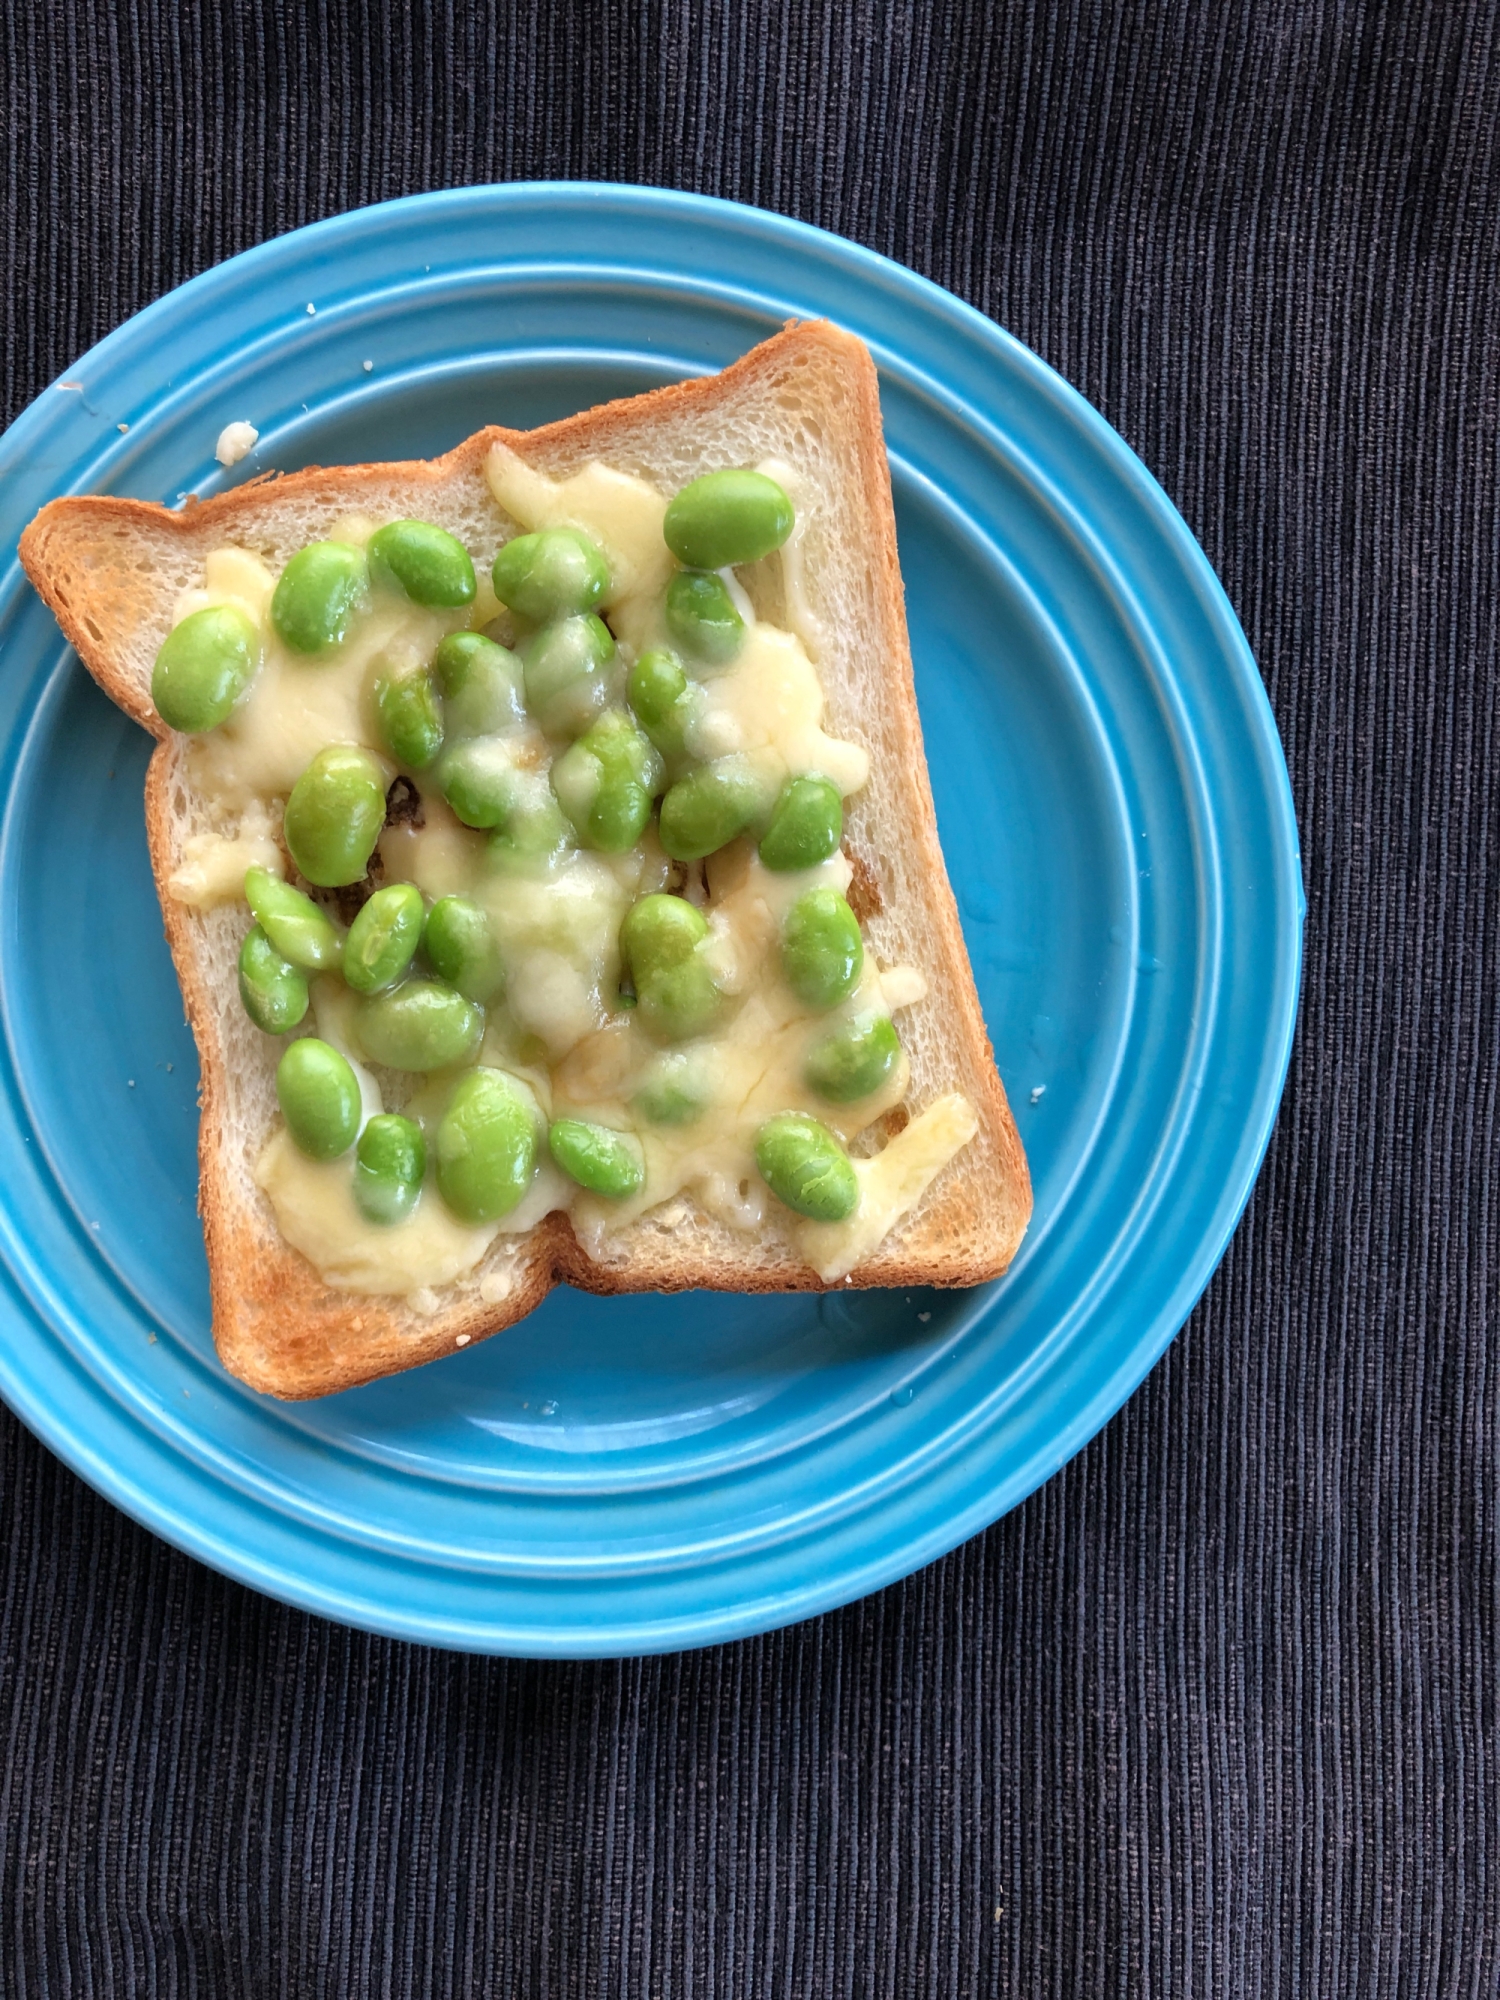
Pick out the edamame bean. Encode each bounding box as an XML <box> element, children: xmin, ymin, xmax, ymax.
<box><xmin>486</xmin><ymin>771</ymin><xmax>576</xmax><ymax>875</ymax></box>
<box><xmin>352</xmin><ymin>1114</ymin><xmax>427</xmax><ymax>1225</ymax></box>
<box><xmin>282</xmin><ymin>745</ymin><xmax>388</xmax><ymax>887</ymax></box>
<box><xmin>548</xmin><ymin>1118</ymin><xmax>645</xmax><ymax>1199</ymax></box>
<box><xmin>754</xmin><ymin>1113</ymin><xmax>859</xmax><ymax>1222</ymax></box>
<box><xmin>781</xmin><ymin>888</ymin><xmax>863</xmax><ymax>1010</ymax></box>
<box><xmin>355</xmin><ymin>980</ymin><xmax>484</xmax><ymax>1072</ymax></box>
<box><xmin>492</xmin><ymin>527</ymin><xmax>610</xmax><ymax>621</ymax></box>
<box><xmin>367</xmin><ymin>519</ymin><xmax>476</xmax><ymax>608</ymax></box>
<box><xmin>432</xmin><ymin>631</ymin><xmax>526</xmax><ymax>736</ymax></box>
<box><xmin>243</xmin><ymin>866</ymin><xmax>343</xmax><ymax>971</ymax></box>
<box><xmin>342</xmin><ymin>883</ymin><xmax>424</xmax><ymax>994</ymax></box>
<box><xmin>758</xmin><ymin>774</ymin><xmax>844</xmax><ymax>872</ymax></box>
<box><xmin>804</xmin><ymin>1012</ymin><xmax>902</xmax><ymax>1103</ymax></box>
<box><xmin>374</xmin><ymin>663</ymin><xmax>444</xmax><ymax>768</ymax></box>
<box><xmin>439</xmin><ymin>736</ymin><xmax>523</xmax><ymax>829</ymax></box>
<box><xmin>275</xmin><ymin>1037</ymin><xmax>361</xmax><ymax>1160</ymax></box>
<box><xmin>665</xmin><ymin>570</ymin><xmax>744</xmax><ymax>665</ymax></box>
<box><xmin>627</xmin><ymin>647</ymin><xmax>687</xmax><ymax>726</ymax></box>
<box><xmin>619</xmin><ymin>893</ymin><xmax>725</xmax><ymax>1043</ymax></box>
<box><xmin>664</xmin><ymin>469</ymin><xmax>795</xmax><ymax>570</ymax></box>
<box><xmin>550</xmin><ymin>709</ymin><xmax>662</xmax><ymax>852</ymax></box>
<box><xmin>237</xmin><ymin>925</ymin><xmax>309</xmax><ymax>1033</ymax></box>
<box><xmin>423</xmin><ymin>895</ymin><xmax>504</xmax><ymax>1002</ymax></box>
<box><xmin>435</xmin><ymin>1067</ymin><xmax>540</xmax><ymax>1222</ymax></box>
<box><xmin>631</xmin><ymin>1050</ymin><xmax>710</xmax><ymax>1126</ymax></box>
<box><xmin>520</xmin><ymin>614</ymin><xmax>618</xmax><ymax>737</ymax></box>
<box><xmin>658</xmin><ymin>758</ymin><xmax>761</xmax><ymax>860</ymax></box>
<box><xmin>620</xmin><ymin>893</ymin><xmax>708</xmax><ymax>974</ymax></box>
<box><xmin>270</xmin><ymin>542</ymin><xmax>367</xmax><ymax>654</ymax></box>
<box><xmin>626</xmin><ymin>647</ymin><xmax>699</xmax><ymax>760</ymax></box>
<box><xmin>152</xmin><ymin>605</ymin><xmax>259</xmax><ymax>734</ymax></box>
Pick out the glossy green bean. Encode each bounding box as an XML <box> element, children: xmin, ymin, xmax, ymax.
<box><xmin>282</xmin><ymin>746</ymin><xmax>388</xmax><ymax>888</ymax></box>
<box><xmin>151</xmin><ymin>605</ymin><xmax>259</xmax><ymax>733</ymax></box>
<box><xmin>547</xmin><ymin>1118</ymin><xmax>645</xmax><ymax>1198</ymax></box>
<box><xmin>663</xmin><ymin>469</ymin><xmax>794</xmax><ymax>570</ymax></box>
<box><xmin>754</xmin><ymin>1112</ymin><xmax>859</xmax><ymax>1222</ymax></box>
<box><xmin>492</xmin><ymin>527</ymin><xmax>610</xmax><ymax>621</ymax></box>
<box><xmin>435</xmin><ymin>1068</ymin><xmax>540</xmax><ymax>1222</ymax></box>
<box><xmin>276</xmin><ymin>1038</ymin><xmax>362</xmax><ymax>1160</ymax></box>
<box><xmin>237</xmin><ymin>926</ymin><xmax>309</xmax><ymax>1034</ymax></box>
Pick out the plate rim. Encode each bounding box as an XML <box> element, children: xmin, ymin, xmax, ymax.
<box><xmin>0</xmin><ymin>181</ymin><xmax>1304</xmax><ymax>1654</ymax></box>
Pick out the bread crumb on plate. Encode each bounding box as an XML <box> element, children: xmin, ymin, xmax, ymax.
<box><xmin>214</xmin><ymin>421</ymin><xmax>259</xmax><ymax>466</ymax></box>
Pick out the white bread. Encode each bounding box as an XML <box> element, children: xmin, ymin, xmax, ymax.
<box><xmin>19</xmin><ymin>322</ymin><xmax>1031</xmax><ymax>1399</ymax></box>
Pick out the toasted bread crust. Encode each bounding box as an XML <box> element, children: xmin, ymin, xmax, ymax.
<box><xmin>21</xmin><ymin>323</ymin><xmax>1032</xmax><ymax>1398</ymax></box>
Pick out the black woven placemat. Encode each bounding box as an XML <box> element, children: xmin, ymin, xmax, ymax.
<box><xmin>3</xmin><ymin>2</ymin><xmax>1497</xmax><ymax>1992</ymax></box>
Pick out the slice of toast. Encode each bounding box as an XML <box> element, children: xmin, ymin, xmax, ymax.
<box><xmin>20</xmin><ymin>322</ymin><xmax>1031</xmax><ymax>1399</ymax></box>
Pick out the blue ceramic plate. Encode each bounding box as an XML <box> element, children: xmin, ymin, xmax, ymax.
<box><xmin>0</xmin><ymin>185</ymin><xmax>1301</xmax><ymax>1655</ymax></box>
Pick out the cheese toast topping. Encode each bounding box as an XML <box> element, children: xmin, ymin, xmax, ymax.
<box><xmin>159</xmin><ymin>457</ymin><xmax>975</xmax><ymax>1296</ymax></box>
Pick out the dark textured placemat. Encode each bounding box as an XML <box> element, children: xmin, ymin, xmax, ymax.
<box><xmin>2</xmin><ymin>2</ymin><xmax>1497</xmax><ymax>1992</ymax></box>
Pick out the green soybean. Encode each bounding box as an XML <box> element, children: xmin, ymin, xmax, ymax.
<box><xmin>626</xmin><ymin>647</ymin><xmax>699</xmax><ymax>760</ymax></box>
<box><xmin>432</xmin><ymin>631</ymin><xmax>526</xmax><ymax>736</ymax></box>
<box><xmin>243</xmin><ymin>866</ymin><xmax>342</xmax><ymax>971</ymax></box>
<box><xmin>492</xmin><ymin>527</ymin><xmax>610</xmax><ymax>621</ymax></box>
<box><xmin>342</xmin><ymin>883</ymin><xmax>424</xmax><ymax>994</ymax></box>
<box><xmin>282</xmin><ymin>745</ymin><xmax>388</xmax><ymax>887</ymax></box>
<box><xmin>486</xmin><ymin>772</ymin><xmax>577</xmax><ymax>875</ymax></box>
<box><xmin>758</xmin><ymin>774</ymin><xmax>843</xmax><ymax>872</ymax></box>
<box><xmin>754</xmin><ymin>1112</ymin><xmax>859</xmax><ymax>1222</ymax></box>
<box><xmin>367</xmin><ymin>519</ymin><xmax>476</xmax><ymax>608</ymax></box>
<box><xmin>658</xmin><ymin>759</ymin><xmax>761</xmax><ymax>861</ymax></box>
<box><xmin>374</xmin><ymin>663</ymin><xmax>444</xmax><ymax>768</ymax></box>
<box><xmin>781</xmin><ymin>887</ymin><xmax>863</xmax><ymax>1010</ymax></box>
<box><xmin>627</xmin><ymin>647</ymin><xmax>687</xmax><ymax>726</ymax></box>
<box><xmin>631</xmin><ymin>1050</ymin><xmax>710</xmax><ymax>1127</ymax></box>
<box><xmin>620</xmin><ymin>893</ymin><xmax>708</xmax><ymax>978</ymax></box>
<box><xmin>439</xmin><ymin>736</ymin><xmax>523</xmax><ymax>829</ymax></box>
<box><xmin>237</xmin><ymin>926</ymin><xmax>309</xmax><ymax>1033</ymax></box>
<box><xmin>271</xmin><ymin>542</ymin><xmax>367</xmax><ymax>654</ymax></box>
<box><xmin>804</xmin><ymin>1012</ymin><xmax>902</xmax><ymax>1103</ymax></box>
<box><xmin>520</xmin><ymin>614</ymin><xmax>618</xmax><ymax>736</ymax></box>
<box><xmin>435</xmin><ymin>1067</ymin><xmax>540</xmax><ymax>1222</ymax></box>
<box><xmin>151</xmin><ymin>604</ymin><xmax>259</xmax><ymax>733</ymax></box>
<box><xmin>548</xmin><ymin>1118</ymin><xmax>645</xmax><ymax>1199</ymax></box>
<box><xmin>353</xmin><ymin>1114</ymin><xmax>427</xmax><ymax>1225</ymax></box>
<box><xmin>665</xmin><ymin>570</ymin><xmax>745</xmax><ymax>665</ymax></box>
<box><xmin>423</xmin><ymin>895</ymin><xmax>505</xmax><ymax>1002</ymax></box>
<box><xmin>276</xmin><ymin>1037</ymin><xmax>362</xmax><ymax>1161</ymax></box>
<box><xmin>355</xmin><ymin>980</ymin><xmax>484</xmax><ymax>1072</ymax></box>
<box><xmin>664</xmin><ymin>469</ymin><xmax>795</xmax><ymax>570</ymax></box>
<box><xmin>550</xmin><ymin>709</ymin><xmax>662</xmax><ymax>852</ymax></box>
<box><xmin>619</xmin><ymin>893</ymin><xmax>724</xmax><ymax>1044</ymax></box>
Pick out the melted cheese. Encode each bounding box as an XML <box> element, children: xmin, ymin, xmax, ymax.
<box><xmin>755</xmin><ymin>457</ymin><xmax>826</xmax><ymax>661</ymax></box>
<box><xmin>480</xmin><ymin>850</ymin><xmax>639</xmax><ymax>1057</ymax></box>
<box><xmin>685</xmin><ymin>622</ymin><xmax>869</xmax><ymax>796</ymax></box>
<box><xmin>327</xmin><ymin>513</ymin><xmax>379</xmax><ymax>547</ymax></box>
<box><xmin>173</xmin><ymin>546</ymin><xmax>275</xmax><ymax>627</ymax></box>
<box><xmin>378</xmin><ymin>798</ymin><xmax>490</xmax><ymax>899</ymax></box>
<box><xmin>485</xmin><ymin>446</ymin><xmax>675</xmax><ymax>654</ymax></box>
<box><xmin>487</xmin><ymin>448</ymin><xmax>865</xmax><ymax>799</ymax></box>
<box><xmin>255</xmin><ymin>1130</ymin><xmax>500</xmax><ymax>1294</ymax></box>
<box><xmin>796</xmin><ymin>1094</ymin><xmax>979</xmax><ymax>1281</ymax></box>
<box><xmin>179</xmin><ymin>448</ymin><xmax>966</xmax><ymax>1300</ymax></box>
<box><xmin>186</xmin><ymin>602</ymin><xmax>452</xmax><ymax>811</ymax></box>
<box><xmin>565</xmin><ymin>848</ymin><xmax>915</xmax><ymax>1254</ymax></box>
<box><xmin>167</xmin><ymin>801</ymin><xmax>283</xmax><ymax>907</ymax></box>
<box><xmin>880</xmin><ymin>964</ymin><xmax>928</xmax><ymax>1010</ymax></box>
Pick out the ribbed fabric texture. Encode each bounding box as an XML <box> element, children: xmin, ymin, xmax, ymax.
<box><xmin>3</xmin><ymin>2</ymin><xmax>1498</xmax><ymax>1992</ymax></box>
